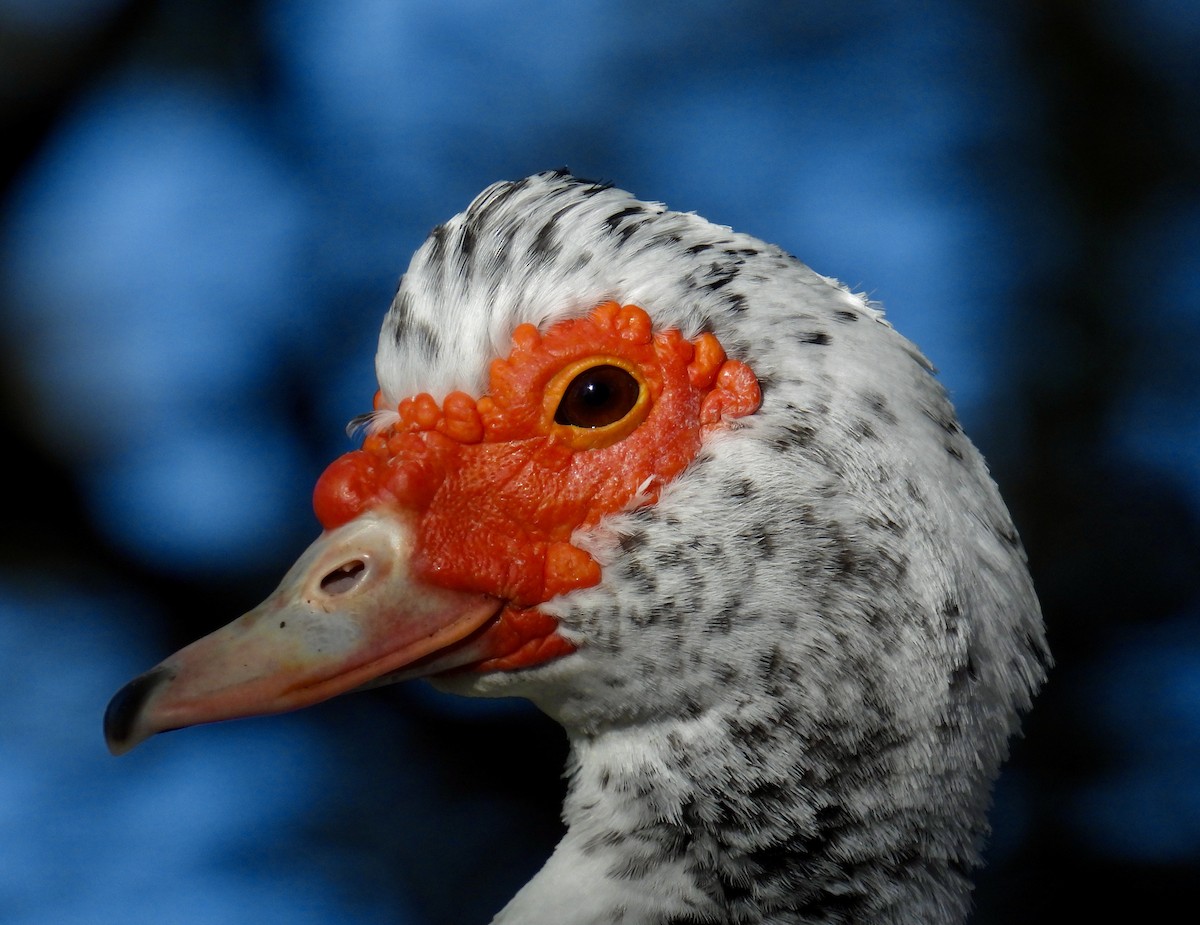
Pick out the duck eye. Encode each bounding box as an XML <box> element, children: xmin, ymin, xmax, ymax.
<box><xmin>554</xmin><ymin>364</ymin><xmax>643</xmax><ymax>429</ymax></box>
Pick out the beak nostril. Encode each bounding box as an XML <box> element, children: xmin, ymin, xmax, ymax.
<box><xmin>320</xmin><ymin>559</ymin><xmax>366</xmax><ymax>595</ymax></box>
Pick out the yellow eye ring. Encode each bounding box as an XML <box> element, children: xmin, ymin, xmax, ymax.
<box><xmin>543</xmin><ymin>355</ymin><xmax>651</xmax><ymax>450</ymax></box>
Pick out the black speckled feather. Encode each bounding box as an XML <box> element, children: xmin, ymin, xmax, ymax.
<box><xmin>377</xmin><ymin>171</ymin><xmax>1051</xmax><ymax>925</ymax></box>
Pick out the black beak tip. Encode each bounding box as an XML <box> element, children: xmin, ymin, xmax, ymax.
<box><xmin>104</xmin><ymin>666</ymin><xmax>172</xmax><ymax>756</ymax></box>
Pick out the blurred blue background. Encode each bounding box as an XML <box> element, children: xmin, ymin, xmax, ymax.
<box><xmin>2</xmin><ymin>1</ymin><xmax>1198</xmax><ymax>922</ymax></box>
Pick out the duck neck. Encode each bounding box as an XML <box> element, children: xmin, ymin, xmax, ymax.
<box><xmin>493</xmin><ymin>710</ymin><xmax>980</xmax><ymax>925</ymax></box>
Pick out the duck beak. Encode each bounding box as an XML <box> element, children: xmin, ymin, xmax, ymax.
<box><xmin>104</xmin><ymin>511</ymin><xmax>502</xmax><ymax>755</ymax></box>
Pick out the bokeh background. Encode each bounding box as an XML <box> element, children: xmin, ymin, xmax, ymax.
<box><xmin>2</xmin><ymin>1</ymin><xmax>1198</xmax><ymax>923</ymax></box>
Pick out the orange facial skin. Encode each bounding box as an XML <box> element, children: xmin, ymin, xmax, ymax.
<box><xmin>313</xmin><ymin>302</ymin><xmax>761</xmax><ymax>671</ymax></box>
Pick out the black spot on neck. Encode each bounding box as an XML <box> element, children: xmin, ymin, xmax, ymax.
<box><xmin>949</xmin><ymin>655</ymin><xmax>979</xmax><ymax>693</ymax></box>
<box><xmin>863</xmin><ymin>390</ymin><xmax>898</xmax><ymax>426</ymax></box>
<box><xmin>923</xmin><ymin>406</ymin><xmax>961</xmax><ymax>435</ymax></box>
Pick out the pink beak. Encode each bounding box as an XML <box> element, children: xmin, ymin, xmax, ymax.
<box><xmin>104</xmin><ymin>511</ymin><xmax>502</xmax><ymax>755</ymax></box>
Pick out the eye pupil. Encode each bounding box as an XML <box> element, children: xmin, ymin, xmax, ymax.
<box><xmin>555</xmin><ymin>365</ymin><xmax>642</xmax><ymax>428</ymax></box>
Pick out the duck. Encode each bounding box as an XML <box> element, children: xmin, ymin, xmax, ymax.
<box><xmin>105</xmin><ymin>169</ymin><xmax>1049</xmax><ymax>925</ymax></box>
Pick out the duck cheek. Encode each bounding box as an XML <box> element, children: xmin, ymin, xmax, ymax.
<box><xmin>410</xmin><ymin>440</ymin><xmax>602</xmax><ymax>607</ymax></box>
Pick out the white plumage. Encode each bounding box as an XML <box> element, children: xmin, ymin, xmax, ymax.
<box><xmin>107</xmin><ymin>170</ymin><xmax>1048</xmax><ymax>924</ymax></box>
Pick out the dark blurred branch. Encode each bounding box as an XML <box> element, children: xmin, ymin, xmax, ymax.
<box><xmin>1007</xmin><ymin>0</ymin><xmax>1200</xmax><ymax>652</ymax></box>
<box><xmin>0</xmin><ymin>0</ymin><xmax>159</xmax><ymax>199</ymax></box>
<box><xmin>976</xmin><ymin>1</ymin><xmax>1200</xmax><ymax>920</ymax></box>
